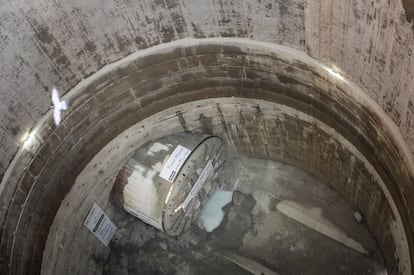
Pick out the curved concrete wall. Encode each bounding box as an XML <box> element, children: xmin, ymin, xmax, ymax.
<box><xmin>1</xmin><ymin>0</ymin><xmax>414</xmax><ymax>178</ymax></box>
<box><xmin>0</xmin><ymin>0</ymin><xmax>413</xmax><ymax>274</ymax></box>
<box><xmin>0</xmin><ymin>39</ymin><xmax>413</xmax><ymax>274</ymax></box>
<box><xmin>41</xmin><ymin>97</ymin><xmax>408</xmax><ymax>275</ymax></box>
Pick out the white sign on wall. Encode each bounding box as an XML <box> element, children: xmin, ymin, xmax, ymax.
<box><xmin>84</xmin><ymin>203</ymin><xmax>117</xmax><ymax>247</ymax></box>
<box><xmin>159</xmin><ymin>145</ymin><xmax>191</xmax><ymax>183</ymax></box>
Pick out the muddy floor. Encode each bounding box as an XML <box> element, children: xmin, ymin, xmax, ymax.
<box><xmin>103</xmin><ymin>157</ymin><xmax>386</xmax><ymax>275</ymax></box>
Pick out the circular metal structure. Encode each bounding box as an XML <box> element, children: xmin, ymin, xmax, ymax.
<box><xmin>112</xmin><ymin>132</ymin><xmax>225</xmax><ymax>236</ymax></box>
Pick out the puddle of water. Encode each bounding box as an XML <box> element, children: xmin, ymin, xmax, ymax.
<box><xmin>199</xmin><ymin>190</ymin><xmax>234</xmax><ymax>232</ymax></box>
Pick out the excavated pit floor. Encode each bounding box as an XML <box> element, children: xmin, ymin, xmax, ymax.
<box><xmin>103</xmin><ymin>156</ymin><xmax>386</xmax><ymax>275</ymax></box>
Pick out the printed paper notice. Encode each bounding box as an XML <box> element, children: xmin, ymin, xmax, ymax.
<box><xmin>84</xmin><ymin>203</ymin><xmax>117</xmax><ymax>247</ymax></box>
<box><xmin>159</xmin><ymin>145</ymin><xmax>191</xmax><ymax>182</ymax></box>
<box><xmin>182</xmin><ymin>160</ymin><xmax>214</xmax><ymax>211</ymax></box>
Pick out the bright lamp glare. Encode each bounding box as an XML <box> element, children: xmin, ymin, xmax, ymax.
<box><xmin>21</xmin><ymin>130</ymin><xmax>38</xmax><ymax>149</ymax></box>
<box><xmin>20</xmin><ymin>132</ymin><xmax>29</xmax><ymax>144</ymax></box>
<box><xmin>324</xmin><ymin>66</ymin><xmax>344</xmax><ymax>81</ymax></box>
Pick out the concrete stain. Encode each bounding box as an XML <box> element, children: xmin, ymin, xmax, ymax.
<box><xmin>176</xmin><ymin>110</ymin><xmax>188</xmax><ymax>131</ymax></box>
<box><xmin>215</xmin><ymin>103</ymin><xmax>231</xmax><ymax>144</ymax></box>
<box><xmin>255</xmin><ymin>105</ymin><xmax>270</xmax><ymax>157</ymax></box>
<box><xmin>36</xmin><ymin>26</ymin><xmax>54</xmax><ymax>44</ymax></box>
<box><xmin>199</xmin><ymin>113</ymin><xmax>213</xmax><ymax>134</ymax></box>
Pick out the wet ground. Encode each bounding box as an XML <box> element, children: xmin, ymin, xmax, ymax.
<box><xmin>103</xmin><ymin>157</ymin><xmax>387</xmax><ymax>275</ymax></box>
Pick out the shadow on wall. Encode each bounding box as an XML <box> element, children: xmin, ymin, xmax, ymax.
<box><xmin>402</xmin><ymin>0</ymin><xmax>414</xmax><ymax>22</ymax></box>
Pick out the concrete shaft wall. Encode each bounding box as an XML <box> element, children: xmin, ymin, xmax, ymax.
<box><xmin>0</xmin><ymin>39</ymin><xmax>413</xmax><ymax>274</ymax></box>
<box><xmin>0</xmin><ymin>0</ymin><xmax>414</xmax><ymax>178</ymax></box>
<box><xmin>40</xmin><ymin>97</ymin><xmax>407</xmax><ymax>275</ymax></box>
<box><xmin>0</xmin><ymin>0</ymin><xmax>413</xmax><ymax>274</ymax></box>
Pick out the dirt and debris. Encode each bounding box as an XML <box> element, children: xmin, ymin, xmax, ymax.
<box><xmin>104</xmin><ymin>157</ymin><xmax>386</xmax><ymax>275</ymax></box>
